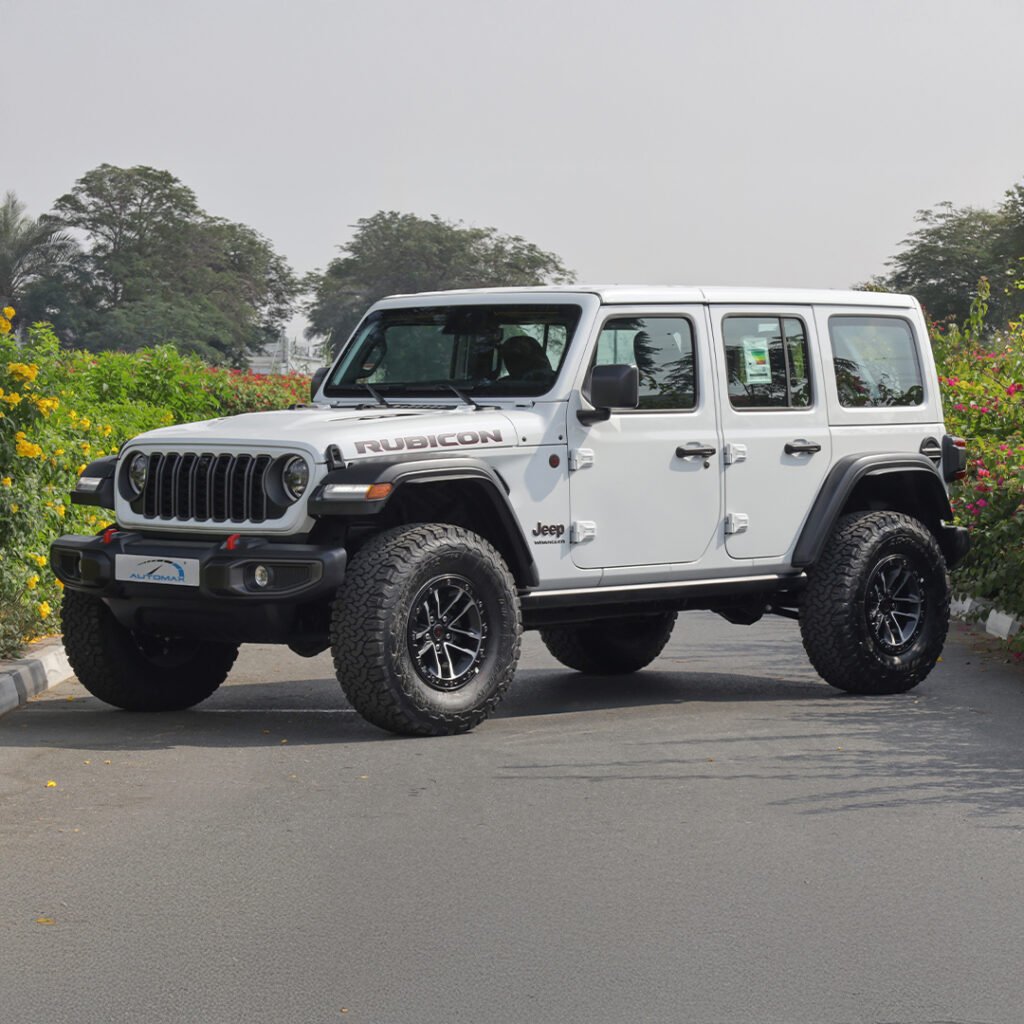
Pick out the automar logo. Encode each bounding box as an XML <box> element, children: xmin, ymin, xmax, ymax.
<box><xmin>129</xmin><ymin>558</ymin><xmax>187</xmax><ymax>583</ymax></box>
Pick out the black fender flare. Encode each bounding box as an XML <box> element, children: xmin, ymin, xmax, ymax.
<box><xmin>308</xmin><ymin>454</ymin><xmax>539</xmax><ymax>587</ymax></box>
<box><xmin>70</xmin><ymin>455</ymin><xmax>118</xmax><ymax>509</ymax></box>
<box><xmin>792</xmin><ymin>454</ymin><xmax>956</xmax><ymax>570</ymax></box>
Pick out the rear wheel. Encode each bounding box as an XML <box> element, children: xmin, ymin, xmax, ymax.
<box><xmin>800</xmin><ymin>511</ymin><xmax>950</xmax><ymax>694</ymax></box>
<box><xmin>330</xmin><ymin>524</ymin><xmax>521</xmax><ymax>736</ymax></box>
<box><xmin>540</xmin><ymin>613</ymin><xmax>677</xmax><ymax>675</ymax></box>
<box><xmin>61</xmin><ymin>589</ymin><xmax>238</xmax><ymax>710</ymax></box>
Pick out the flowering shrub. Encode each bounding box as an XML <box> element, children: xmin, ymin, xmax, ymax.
<box><xmin>932</xmin><ymin>280</ymin><xmax>1024</xmax><ymax>648</ymax></box>
<box><xmin>0</xmin><ymin>318</ymin><xmax>308</xmax><ymax>656</ymax></box>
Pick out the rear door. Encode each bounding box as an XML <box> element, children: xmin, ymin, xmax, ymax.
<box><xmin>708</xmin><ymin>306</ymin><xmax>832</xmax><ymax>560</ymax></box>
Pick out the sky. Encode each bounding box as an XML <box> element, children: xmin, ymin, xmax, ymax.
<box><xmin>3</xmin><ymin>0</ymin><xmax>1024</xmax><ymax>335</ymax></box>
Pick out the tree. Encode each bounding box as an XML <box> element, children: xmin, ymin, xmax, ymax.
<box><xmin>50</xmin><ymin>164</ymin><xmax>298</xmax><ymax>363</ymax></box>
<box><xmin>306</xmin><ymin>211</ymin><xmax>574</xmax><ymax>354</ymax></box>
<box><xmin>879</xmin><ymin>181</ymin><xmax>1024</xmax><ymax>329</ymax></box>
<box><xmin>0</xmin><ymin>191</ymin><xmax>79</xmax><ymax>322</ymax></box>
<box><xmin>884</xmin><ymin>201</ymin><xmax>1007</xmax><ymax>326</ymax></box>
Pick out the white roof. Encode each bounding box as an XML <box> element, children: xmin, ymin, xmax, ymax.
<box><xmin>378</xmin><ymin>284</ymin><xmax>917</xmax><ymax>308</ymax></box>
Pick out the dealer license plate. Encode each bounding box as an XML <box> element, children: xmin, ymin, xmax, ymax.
<box><xmin>115</xmin><ymin>554</ymin><xmax>201</xmax><ymax>587</ymax></box>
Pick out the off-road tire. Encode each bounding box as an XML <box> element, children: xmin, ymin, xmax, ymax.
<box><xmin>61</xmin><ymin>589</ymin><xmax>238</xmax><ymax>711</ymax></box>
<box><xmin>539</xmin><ymin>612</ymin><xmax>677</xmax><ymax>675</ymax></box>
<box><xmin>800</xmin><ymin>511</ymin><xmax>950</xmax><ymax>695</ymax></box>
<box><xmin>330</xmin><ymin>524</ymin><xmax>522</xmax><ymax>737</ymax></box>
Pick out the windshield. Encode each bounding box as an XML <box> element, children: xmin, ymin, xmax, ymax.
<box><xmin>324</xmin><ymin>304</ymin><xmax>583</xmax><ymax>399</ymax></box>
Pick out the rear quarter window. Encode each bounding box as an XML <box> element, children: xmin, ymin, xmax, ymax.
<box><xmin>828</xmin><ymin>315</ymin><xmax>924</xmax><ymax>407</ymax></box>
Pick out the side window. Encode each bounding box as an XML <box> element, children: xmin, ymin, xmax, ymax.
<box><xmin>828</xmin><ymin>315</ymin><xmax>923</xmax><ymax>407</ymax></box>
<box><xmin>722</xmin><ymin>315</ymin><xmax>812</xmax><ymax>409</ymax></box>
<box><xmin>594</xmin><ymin>316</ymin><xmax>696</xmax><ymax>410</ymax></box>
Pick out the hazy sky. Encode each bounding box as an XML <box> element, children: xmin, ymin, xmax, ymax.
<box><xmin>4</xmin><ymin>0</ymin><xmax>1024</xmax><ymax>318</ymax></box>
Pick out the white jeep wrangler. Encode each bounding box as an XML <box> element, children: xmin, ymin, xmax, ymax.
<box><xmin>52</xmin><ymin>286</ymin><xmax>969</xmax><ymax>735</ymax></box>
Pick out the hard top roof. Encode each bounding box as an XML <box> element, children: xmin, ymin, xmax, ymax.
<box><xmin>375</xmin><ymin>284</ymin><xmax>917</xmax><ymax>308</ymax></box>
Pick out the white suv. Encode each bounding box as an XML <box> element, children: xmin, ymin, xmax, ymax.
<box><xmin>52</xmin><ymin>286</ymin><xmax>969</xmax><ymax>735</ymax></box>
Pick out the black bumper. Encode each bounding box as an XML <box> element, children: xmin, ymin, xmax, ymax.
<box><xmin>50</xmin><ymin>531</ymin><xmax>347</xmax><ymax>644</ymax></box>
<box><xmin>938</xmin><ymin>523</ymin><xmax>971</xmax><ymax>570</ymax></box>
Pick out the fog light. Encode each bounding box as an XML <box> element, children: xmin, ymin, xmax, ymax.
<box><xmin>253</xmin><ymin>564</ymin><xmax>271</xmax><ymax>588</ymax></box>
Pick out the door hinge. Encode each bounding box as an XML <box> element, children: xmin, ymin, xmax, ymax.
<box><xmin>724</xmin><ymin>443</ymin><xmax>748</xmax><ymax>465</ymax></box>
<box><xmin>571</xmin><ymin>520</ymin><xmax>597</xmax><ymax>543</ymax></box>
<box><xmin>724</xmin><ymin>513</ymin><xmax>749</xmax><ymax>535</ymax></box>
<box><xmin>569</xmin><ymin>448</ymin><xmax>594</xmax><ymax>471</ymax></box>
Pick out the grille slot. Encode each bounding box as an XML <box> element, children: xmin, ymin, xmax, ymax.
<box><xmin>136</xmin><ymin>451</ymin><xmax>281</xmax><ymax>523</ymax></box>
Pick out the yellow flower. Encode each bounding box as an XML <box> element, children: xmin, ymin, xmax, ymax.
<box><xmin>103</xmin><ymin>425</ymin><xmax>112</xmax><ymax>436</ymax></box>
<box><xmin>2</xmin><ymin>391</ymin><xmax>22</xmax><ymax>407</ymax></box>
<box><xmin>68</xmin><ymin>409</ymin><xmax>78</xmax><ymax>422</ymax></box>
<box><xmin>79</xmin><ymin>416</ymin><xmax>90</xmax><ymax>429</ymax></box>
<box><xmin>77</xmin><ymin>464</ymin><xmax>86</xmax><ymax>475</ymax></box>
<box><xmin>32</xmin><ymin>554</ymin><xmax>47</xmax><ymax>567</ymax></box>
<box><xmin>27</xmin><ymin>575</ymin><xmax>39</xmax><ymax>590</ymax></box>
<box><xmin>10</xmin><ymin>503</ymin><xmax>19</xmax><ymax>513</ymax></box>
<box><xmin>54</xmin><ymin>579</ymin><xmax>64</xmax><ymax>591</ymax></box>
<box><xmin>54</xmin><ymin>448</ymin><xmax>64</xmax><ymax>456</ymax></box>
<box><xmin>0</xmin><ymin>317</ymin><xmax>10</xmax><ymax>336</ymax></box>
<box><xmin>37</xmin><ymin>601</ymin><xmax>52</xmax><ymax>620</ymax></box>
<box><xmin>8</xmin><ymin>362</ymin><xmax>39</xmax><ymax>384</ymax></box>
<box><xmin>57</xmin><ymin>504</ymin><xmax>65</xmax><ymax>518</ymax></box>
<box><xmin>15</xmin><ymin>437</ymin><xmax>44</xmax><ymax>459</ymax></box>
<box><xmin>33</xmin><ymin>396</ymin><xmax>59</xmax><ymax>416</ymax></box>
<box><xmin>2</xmin><ymin>306</ymin><xmax>14</xmax><ymax>319</ymax></box>
<box><xmin>80</xmin><ymin>442</ymin><xmax>91</xmax><ymax>454</ymax></box>
<box><xmin>1</xmin><ymin>477</ymin><xmax>10</xmax><ymax>486</ymax></box>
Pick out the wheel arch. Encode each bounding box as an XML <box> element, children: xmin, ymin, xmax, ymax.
<box><xmin>308</xmin><ymin>455</ymin><xmax>539</xmax><ymax>588</ymax></box>
<box><xmin>793</xmin><ymin>454</ymin><xmax>957</xmax><ymax>570</ymax></box>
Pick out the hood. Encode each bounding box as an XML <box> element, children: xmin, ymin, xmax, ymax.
<box><xmin>126</xmin><ymin>405</ymin><xmax>521</xmax><ymax>463</ymax></box>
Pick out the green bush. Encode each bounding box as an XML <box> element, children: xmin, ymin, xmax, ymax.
<box><xmin>0</xmin><ymin>319</ymin><xmax>308</xmax><ymax>657</ymax></box>
<box><xmin>932</xmin><ymin>280</ymin><xmax>1024</xmax><ymax>650</ymax></box>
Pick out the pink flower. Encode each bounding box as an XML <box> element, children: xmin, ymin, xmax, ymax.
<box><xmin>954</xmin><ymin>403</ymin><xmax>967</xmax><ymax>411</ymax></box>
<box><xmin>977</xmin><ymin>499</ymin><xmax>988</xmax><ymax>508</ymax></box>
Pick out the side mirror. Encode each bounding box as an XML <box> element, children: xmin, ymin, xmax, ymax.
<box><xmin>311</xmin><ymin>367</ymin><xmax>329</xmax><ymax>402</ymax></box>
<box><xmin>578</xmin><ymin>364</ymin><xmax>639</xmax><ymax>425</ymax></box>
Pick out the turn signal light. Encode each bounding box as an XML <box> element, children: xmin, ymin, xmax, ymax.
<box><xmin>365</xmin><ymin>483</ymin><xmax>393</xmax><ymax>501</ymax></box>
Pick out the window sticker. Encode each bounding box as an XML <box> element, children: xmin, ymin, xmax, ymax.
<box><xmin>742</xmin><ymin>337</ymin><xmax>772</xmax><ymax>384</ymax></box>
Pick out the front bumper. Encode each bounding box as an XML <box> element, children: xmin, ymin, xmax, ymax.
<box><xmin>50</xmin><ymin>530</ymin><xmax>347</xmax><ymax>644</ymax></box>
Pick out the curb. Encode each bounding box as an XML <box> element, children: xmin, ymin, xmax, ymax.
<box><xmin>0</xmin><ymin>638</ymin><xmax>73</xmax><ymax>717</ymax></box>
<box><xmin>951</xmin><ymin>596</ymin><xmax>1023</xmax><ymax>641</ymax></box>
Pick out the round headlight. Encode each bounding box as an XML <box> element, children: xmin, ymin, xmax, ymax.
<box><xmin>281</xmin><ymin>456</ymin><xmax>309</xmax><ymax>501</ymax></box>
<box><xmin>127</xmin><ymin>452</ymin><xmax>149</xmax><ymax>495</ymax></box>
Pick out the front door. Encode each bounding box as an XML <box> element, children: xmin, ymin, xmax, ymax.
<box><xmin>568</xmin><ymin>309</ymin><xmax>722</xmax><ymax>570</ymax></box>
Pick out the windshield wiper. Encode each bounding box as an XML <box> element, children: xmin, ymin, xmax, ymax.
<box><xmin>445</xmin><ymin>384</ymin><xmax>482</xmax><ymax>410</ymax></box>
<box><xmin>359</xmin><ymin>382</ymin><xmax>391</xmax><ymax>407</ymax></box>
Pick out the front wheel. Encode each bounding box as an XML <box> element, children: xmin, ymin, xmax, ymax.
<box><xmin>799</xmin><ymin>511</ymin><xmax>950</xmax><ymax>695</ymax></box>
<box><xmin>61</xmin><ymin>590</ymin><xmax>238</xmax><ymax>710</ymax></box>
<box><xmin>330</xmin><ymin>524</ymin><xmax>522</xmax><ymax>736</ymax></box>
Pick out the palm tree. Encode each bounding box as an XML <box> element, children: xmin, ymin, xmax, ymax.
<box><xmin>0</xmin><ymin>190</ymin><xmax>79</xmax><ymax>311</ymax></box>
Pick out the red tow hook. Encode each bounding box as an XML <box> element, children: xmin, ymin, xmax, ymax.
<box><xmin>225</xmin><ymin>533</ymin><xmax>242</xmax><ymax>551</ymax></box>
<box><xmin>101</xmin><ymin>527</ymin><xmax>118</xmax><ymax>545</ymax></box>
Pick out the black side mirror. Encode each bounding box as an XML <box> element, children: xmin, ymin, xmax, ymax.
<box><xmin>578</xmin><ymin>364</ymin><xmax>639</xmax><ymax>425</ymax></box>
<box><xmin>311</xmin><ymin>367</ymin><xmax>329</xmax><ymax>402</ymax></box>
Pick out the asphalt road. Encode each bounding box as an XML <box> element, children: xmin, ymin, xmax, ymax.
<box><xmin>2</xmin><ymin>613</ymin><xmax>1023</xmax><ymax>1024</ymax></box>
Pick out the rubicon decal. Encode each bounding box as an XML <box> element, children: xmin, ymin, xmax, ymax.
<box><xmin>354</xmin><ymin>428</ymin><xmax>503</xmax><ymax>455</ymax></box>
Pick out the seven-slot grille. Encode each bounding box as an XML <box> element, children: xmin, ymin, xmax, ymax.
<box><xmin>137</xmin><ymin>452</ymin><xmax>282</xmax><ymax>523</ymax></box>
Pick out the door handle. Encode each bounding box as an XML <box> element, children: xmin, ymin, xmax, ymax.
<box><xmin>784</xmin><ymin>439</ymin><xmax>822</xmax><ymax>455</ymax></box>
<box><xmin>676</xmin><ymin>445</ymin><xmax>717</xmax><ymax>459</ymax></box>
